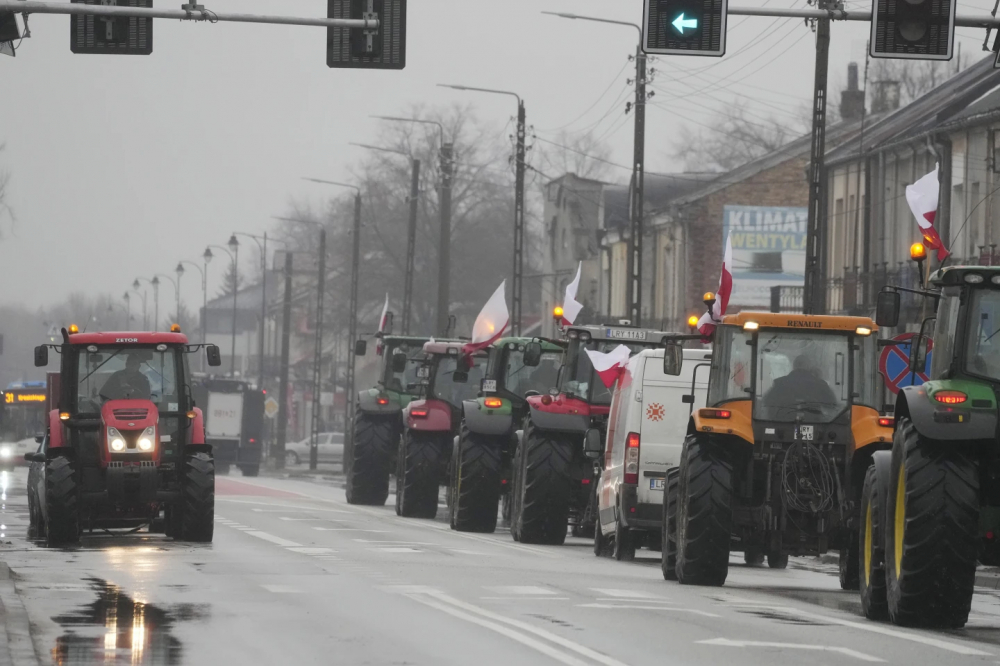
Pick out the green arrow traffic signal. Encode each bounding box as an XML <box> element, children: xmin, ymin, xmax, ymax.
<box><xmin>671</xmin><ymin>13</ymin><xmax>699</xmax><ymax>34</ymax></box>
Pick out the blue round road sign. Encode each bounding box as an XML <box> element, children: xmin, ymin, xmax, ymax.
<box><xmin>879</xmin><ymin>333</ymin><xmax>932</xmax><ymax>394</ymax></box>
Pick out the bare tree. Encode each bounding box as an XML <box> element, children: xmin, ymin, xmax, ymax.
<box><xmin>869</xmin><ymin>59</ymin><xmax>961</xmax><ymax>108</ymax></box>
<box><xmin>672</xmin><ymin>106</ymin><xmax>801</xmax><ymax>172</ymax></box>
<box><xmin>533</xmin><ymin>131</ymin><xmax>614</xmax><ymax>183</ymax></box>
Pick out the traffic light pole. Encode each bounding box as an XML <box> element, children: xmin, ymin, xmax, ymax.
<box><xmin>802</xmin><ymin>11</ymin><xmax>831</xmax><ymax>315</ymax></box>
<box><xmin>346</xmin><ymin>193</ymin><xmax>362</xmax><ymax>440</ymax></box>
<box><xmin>275</xmin><ymin>252</ymin><xmax>293</xmax><ymax>470</ymax></box>
<box><xmin>512</xmin><ymin>101</ymin><xmax>527</xmax><ymax>337</ymax></box>
<box><xmin>309</xmin><ymin>228</ymin><xmax>327</xmax><ymax>471</ymax></box>
<box><xmin>628</xmin><ymin>44</ymin><xmax>647</xmax><ymax>326</ymax></box>
<box><xmin>403</xmin><ymin>159</ymin><xmax>420</xmax><ymax>335</ymax></box>
<box><xmin>437</xmin><ymin>143</ymin><xmax>454</xmax><ymax>337</ymax></box>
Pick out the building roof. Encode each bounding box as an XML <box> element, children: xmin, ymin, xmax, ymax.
<box><xmin>826</xmin><ymin>54</ymin><xmax>1000</xmax><ymax>166</ymax></box>
<box><xmin>603</xmin><ymin>172</ymin><xmax>718</xmax><ymax>229</ymax></box>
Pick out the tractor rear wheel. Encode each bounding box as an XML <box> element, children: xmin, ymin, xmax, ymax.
<box><xmin>45</xmin><ymin>455</ymin><xmax>80</xmax><ymax>547</ymax></box>
<box><xmin>513</xmin><ymin>420</ymin><xmax>573</xmax><ymax>545</ymax></box>
<box><xmin>675</xmin><ymin>435</ymin><xmax>732</xmax><ymax>586</ymax></box>
<box><xmin>744</xmin><ymin>545</ymin><xmax>765</xmax><ymax>567</ymax></box>
<box><xmin>346</xmin><ymin>410</ymin><xmax>395</xmax><ymax>506</ymax></box>
<box><xmin>179</xmin><ymin>452</ymin><xmax>215</xmax><ymax>543</ymax></box>
<box><xmin>451</xmin><ymin>425</ymin><xmax>502</xmax><ymax>533</ymax></box>
<box><xmin>767</xmin><ymin>551</ymin><xmax>789</xmax><ymax>569</ymax></box>
<box><xmin>661</xmin><ymin>467</ymin><xmax>679</xmax><ymax>580</ymax></box>
<box><xmin>859</xmin><ymin>460</ymin><xmax>889</xmax><ymax>620</ymax></box>
<box><xmin>885</xmin><ymin>418</ymin><xmax>978</xmax><ymax>628</ymax></box>
<box><xmin>395</xmin><ymin>430</ymin><xmax>443</xmax><ymax>519</ymax></box>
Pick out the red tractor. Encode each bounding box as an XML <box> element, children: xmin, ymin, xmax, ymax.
<box><xmin>26</xmin><ymin>326</ymin><xmax>222</xmax><ymax>546</ymax></box>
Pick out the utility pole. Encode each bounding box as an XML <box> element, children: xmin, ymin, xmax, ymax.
<box><xmin>403</xmin><ymin>159</ymin><xmax>420</xmax><ymax>335</ymax></box>
<box><xmin>259</xmin><ymin>232</ymin><xmax>267</xmax><ymax>388</ymax></box>
<box><xmin>512</xmin><ymin>101</ymin><xmax>526</xmax><ymax>336</ymax></box>
<box><xmin>346</xmin><ymin>192</ymin><xmax>362</xmax><ymax>438</ymax></box>
<box><xmin>628</xmin><ymin>45</ymin><xmax>647</xmax><ymax>326</ymax></box>
<box><xmin>802</xmin><ymin>8</ymin><xmax>832</xmax><ymax>315</ymax></box>
<box><xmin>309</xmin><ymin>227</ymin><xmax>327</xmax><ymax>471</ymax></box>
<box><xmin>438</xmin><ymin>142</ymin><xmax>454</xmax><ymax>336</ymax></box>
<box><xmin>275</xmin><ymin>251</ymin><xmax>293</xmax><ymax>470</ymax></box>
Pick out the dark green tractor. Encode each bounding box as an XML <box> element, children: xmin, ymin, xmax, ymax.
<box><xmin>448</xmin><ymin>337</ymin><xmax>565</xmax><ymax>533</ymax></box>
<box><xmin>864</xmin><ymin>263</ymin><xmax>1000</xmax><ymax>628</ymax></box>
<box><xmin>345</xmin><ymin>335</ymin><xmax>432</xmax><ymax>505</ymax></box>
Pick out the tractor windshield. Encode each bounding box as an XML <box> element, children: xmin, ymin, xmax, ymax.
<box><xmin>429</xmin><ymin>356</ymin><xmax>484</xmax><ymax>407</ymax></box>
<box><xmin>965</xmin><ymin>289</ymin><xmax>1000</xmax><ymax>380</ymax></box>
<box><xmin>76</xmin><ymin>345</ymin><xmax>180</xmax><ymax>415</ymax></box>
<box><xmin>383</xmin><ymin>342</ymin><xmax>424</xmax><ymax>394</ymax></box>
<box><xmin>503</xmin><ymin>349</ymin><xmax>562</xmax><ymax>398</ymax></box>
<box><xmin>755</xmin><ymin>331</ymin><xmax>852</xmax><ymax>424</ymax></box>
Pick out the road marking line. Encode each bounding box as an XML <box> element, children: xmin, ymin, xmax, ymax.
<box><xmin>244</xmin><ymin>531</ymin><xmax>303</xmax><ymax>547</ymax></box>
<box><xmin>425</xmin><ymin>591</ymin><xmax>630</xmax><ymax>666</ymax></box>
<box><xmin>594</xmin><ymin>597</ymin><xmax>676</xmax><ymax>603</ymax></box>
<box><xmin>261</xmin><ymin>584</ymin><xmax>302</xmax><ymax>594</ymax></box>
<box><xmin>353</xmin><ymin>539</ymin><xmax>431</xmax><ymax>544</ymax></box>
<box><xmin>222</xmin><ymin>499</ymin><xmax>349</xmax><ymax>513</ymax></box>
<box><xmin>379</xmin><ymin>585</ymin><xmax>442</xmax><ymax>594</ymax></box>
<box><xmin>581</xmin><ymin>604</ymin><xmax>717</xmax><ymax>616</ymax></box>
<box><xmin>312</xmin><ymin>528</ymin><xmax>390</xmax><ymax>532</ymax></box>
<box><xmin>279</xmin><ymin>517</ymin><xmax>323</xmax><ymax>521</ymax></box>
<box><xmin>484</xmin><ymin>586</ymin><xmax>558</xmax><ymax>596</ymax></box>
<box><xmin>371</xmin><ymin>547</ymin><xmax>423</xmax><ymax>553</ymax></box>
<box><xmin>449</xmin><ymin>549</ymin><xmax>484</xmax><ymax>555</ymax></box>
<box><xmin>698</xmin><ymin>638</ymin><xmax>883</xmax><ymax>662</ymax></box>
<box><xmin>404</xmin><ymin>594</ymin><xmax>592</xmax><ymax>666</ymax></box>
<box><xmin>286</xmin><ymin>547</ymin><xmax>336</xmax><ymax>555</ymax></box>
<box><xmin>591</xmin><ymin>588</ymin><xmax>656</xmax><ymax>599</ymax></box>
<box><xmin>482</xmin><ymin>597</ymin><xmax>571</xmax><ymax>601</ymax></box>
<box><xmin>731</xmin><ymin>605</ymin><xmax>991</xmax><ymax>656</ymax></box>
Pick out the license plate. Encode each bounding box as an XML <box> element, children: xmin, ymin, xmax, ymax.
<box><xmin>607</xmin><ymin>328</ymin><xmax>647</xmax><ymax>341</ymax></box>
<box><xmin>650</xmin><ymin>478</ymin><xmax>665</xmax><ymax>491</ymax></box>
<box><xmin>481</xmin><ymin>379</ymin><xmax>497</xmax><ymax>393</ymax></box>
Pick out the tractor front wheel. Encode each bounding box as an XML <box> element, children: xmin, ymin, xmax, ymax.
<box><xmin>451</xmin><ymin>425</ymin><xmax>502</xmax><ymax>533</ymax></box>
<box><xmin>179</xmin><ymin>452</ymin><xmax>215</xmax><ymax>543</ymax></box>
<box><xmin>675</xmin><ymin>435</ymin><xmax>732</xmax><ymax>586</ymax></box>
<box><xmin>513</xmin><ymin>420</ymin><xmax>573</xmax><ymax>545</ymax></box>
<box><xmin>859</xmin><ymin>460</ymin><xmax>889</xmax><ymax>620</ymax></box>
<box><xmin>45</xmin><ymin>455</ymin><xmax>80</xmax><ymax>547</ymax></box>
<box><xmin>885</xmin><ymin>418</ymin><xmax>978</xmax><ymax>628</ymax></box>
<box><xmin>346</xmin><ymin>410</ymin><xmax>395</xmax><ymax>506</ymax></box>
<box><xmin>661</xmin><ymin>467</ymin><xmax>679</xmax><ymax>580</ymax></box>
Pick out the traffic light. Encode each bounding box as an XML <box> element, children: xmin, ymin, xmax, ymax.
<box><xmin>642</xmin><ymin>0</ymin><xmax>728</xmax><ymax>57</ymax></box>
<box><xmin>70</xmin><ymin>0</ymin><xmax>153</xmax><ymax>55</ymax></box>
<box><xmin>870</xmin><ymin>0</ymin><xmax>955</xmax><ymax>60</ymax></box>
<box><xmin>327</xmin><ymin>0</ymin><xmax>406</xmax><ymax>70</ymax></box>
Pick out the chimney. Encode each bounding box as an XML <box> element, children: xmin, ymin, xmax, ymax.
<box><xmin>839</xmin><ymin>62</ymin><xmax>866</xmax><ymax>122</ymax></box>
<box><xmin>871</xmin><ymin>79</ymin><xmax>901</xmax><ymax>114</ymax></box>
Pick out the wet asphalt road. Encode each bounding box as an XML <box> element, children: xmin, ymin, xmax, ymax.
<box><xmin>3</xmin><ymin>469</ymin><xmax>1000</xmax><ymax>666</ymax></box>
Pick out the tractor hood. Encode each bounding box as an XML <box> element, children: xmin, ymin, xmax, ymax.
<box><xmin>102</xmin><ymin>400</ymin><xmax>159</xmax><ymax>430</ymax></box>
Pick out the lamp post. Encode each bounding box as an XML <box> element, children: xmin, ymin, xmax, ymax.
<box><xmin>133</xmin><ymin>278</ymin><xmax>153</xmax><ymax>330</ymax></box>
<box><xmin>232</xmin><ymin>231</ymin><xmax>286</xmax><ymax>389</ymax></box>
<box><xmin>178</xmin><ymin>259</ymin><xmax>207</xmax><ymax>370</ymax></box>
<box><xmin>206</xmin><ymin>244</ymin><xmax>237</xmax><ymax>377</ymax></box>
<box><xmin>371</xmin><ymin>115</ymin><xmax>453</xmax><ymax>335</ymax></box>
<box><xmin>154</xmin><ymin>273</ymin><xmax>179</xmax><ymax>327</ymax></box>
<box><xmin>122</xmin><ymin>292</ymin><xmax>131</xmax><ymax>331</ymax></box>
<box><xmin>350</xmin><ymin>141</ymin><xmax>421</xmax><ymax>335</ymax></box>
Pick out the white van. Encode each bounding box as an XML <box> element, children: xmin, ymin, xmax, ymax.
<box><xmin>594</xmin><ymin>347</ymin><xmax>711</xmax><ymax>561</ymax></box>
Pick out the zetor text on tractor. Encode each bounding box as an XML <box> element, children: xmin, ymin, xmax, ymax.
<box><xmin>511</xmin><ymin>323</ymin><xmax>679</xmax><ymax>545</ymax></box>
<box><xmin>28</xmin><ymin>326</ymin><xmax>223</xmax><ymax>546</ymax></box>
<box><xmin>661</xmin><ymin>309</ymin><xmax>891</xmax><ymax>586</ymax></box>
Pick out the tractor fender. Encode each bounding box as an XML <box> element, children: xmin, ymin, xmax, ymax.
<box><xmin>189</xmin><ymin>407</ymin><xmax>206</xmax><ymax>445</ymax></box>
<box><xmin>870</xmin><ymin>450</ymin><xmax>892</xmax><ymax>533</ymax></box>
<box><xmin>47</xmin><ymin>409</ymin><xmax>66</xmax><ymax>450</ymax></box>
<box><xmin>896</xmin><ymin>384</ymin><xmax>997</xmax><ymax>442</ymax></box>
<box><xmin>526</xmin><ymin>395</ymin><xmax>590</xmax><ymax>434</ymax></box>
<box><xmin>462</xmin><ymin>399</ymin><xmax>513</xmax><ymax>436</ymax></box>
<box><xmin>357</xmin><ymin>388</ymin><xmax>404</xmax><ymax>416</ymax></box>
<box><xmin>404</xmin><ymin>399</ymin><xmax>452</xmax><ymax>432</ymax></box>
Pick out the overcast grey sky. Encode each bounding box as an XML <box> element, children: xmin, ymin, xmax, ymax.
<box><xmin>0</xmin><ymin>0</ymin><xmax>990</xmax><ymax>312</ymax></box>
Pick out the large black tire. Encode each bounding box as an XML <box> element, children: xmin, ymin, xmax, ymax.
<box><xmin>240</xmin><ymin>464</ymin><xmax>260</xmax><ymax>478</ymax></box>
<box><xmin>513</xmin><ymin>420</ymin><xmax>573</xmax><ymax>545</ymax></box>
<box><xmin>744</xmin><ymin>545</ymin><xmax>765</xmax><ymax>567</ymax></box>
<box><xmin>395</xmin><ymin>430</ymin><xmax>443</xmax><ymax>519</ymax></box>
<box><xmin>885</xmin><ymin>418</ymin><xmax>978</xmax><ymax>628</ymax></box>
<box><xmin>767</xmin><ymin>551</ymin><xmax>789</xmax><ymax>569</ymax></box>
<box><xmin>859</xmin><ymin>461</ymin><xmax>889</xmax><ymax>620</ymax></box>
<box><xmin>179</xmin><ymin>452</ymin><xmax>215</xmax><ymax>542</ymax></box>
<box><xmin>675</xmin><ymin>435</ymin><xmax>732</xmax><ymax>586</ymax></box>
<box><xmin>451</xmin><ymin>425</ymin><xmax>502</xmax><ymax>533</ymax></box>
<box><xmin>662</xmin><ymin>467</ymin><xmax>679</xmax><ymax>580</ymax></box>
<box><xmin>45</xmin><ymin>456</ymin><xmax>80</xmax><ymax>547</ymax></box>
<box><xmin>840</xmin><ymin>532</ymin><xmax>860</xmax><ymax>590</ymax></box>
<box><xmin>346</xmin><ymin>411</ymin><xmax>395</xmax><ymax>506</ymax></box>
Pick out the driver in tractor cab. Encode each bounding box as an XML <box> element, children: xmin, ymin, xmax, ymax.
<box><xmin>100</xmin><ymin>352</ymin><xmax>152</xmax><ymax>401</ymax></box>
<box><xmin>763</xmin><ymin>353</ymin><xmax>837</xmax><ymax>409</ymax></box>
<box><xmin>525</xmin><ymin>356</ymin><xmax>559</xmax><ymax>395</ymax></box>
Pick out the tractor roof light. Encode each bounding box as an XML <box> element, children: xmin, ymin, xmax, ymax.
<box><xmin>170</xmin><ymin>323</ymin><xmax>182</xmax><ymax>333</ymax></box>
<box><xmin>703</xmin><ymin>292</ymin><xmax>717</xmax><ymax>306</ymax></box>
<box><xmin>687</xmin><ymin>315</ymin><xmax>699</xmax><ymax>329</ymax></box>
<box><xmin>743</xmin><ymin>321</ymin><xmax>759</xmax><ymax>331</ymax></box>
<box><xmin>68</xmin><ymin>324</ymin><xmax>79</xmax><ymax>334</ymax></box>
<box><xmin>59</xmin><ymin>412</ymin><xmax>70</xmax><ymax>421</ymax></box>
<box><xmin>910</xmin><ymin>243</ymin><xmax>927</xmax><ymax>261</ymax></box>
<box><xmin>934</xmin><ymin>390</ymin><xmax>967</xmax><ymax>404</ymax></box>
<box><xmin>553</xmin><ymin>306</ymin><xmax>564</xmax><ymax>320</ymax></box>
<box><xmin>855</xmin><ymin>326</ymin><xmax>872</xmax><ymax>336</ymax></box>
<box><xmin>965</xmin><ymin>274</ymin><xmax>984</xmax><ymax>284</ymax></box>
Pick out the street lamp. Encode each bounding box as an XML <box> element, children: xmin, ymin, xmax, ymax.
<box><xmin>133</xmin><ymin>278</ymin><xmax>153</xmax><ymax>330</ymax></box>
<box><xmin>154</xmin><ymin>273</ymin><xmax>179</xmax><ymax>327</ymax></box>
<box><xmin>232</xmin><ymin>231</ymin><xmax>288</xmax><ymax>389</ymax></box>
<box><xmin>371</xmin><ymin>115</ymin><xmax>453</xmax><ymax>336</ymax></box>
<box><xmin>206</xmin><ymin>244</ymin><xmax>237</xmax><ymax>377</ymax></box>
<box><xmin>436</xmin><ymin>84</ymin><xmax>527</xmax><ymax>335</ymax></box>
<box><xmin>178</xmin><ymin>259</ymin><xmax>207</xmax><ymax>369</ymax></box>
<box><xmin>122</xmin><ymin>292</ymin><xmax>132</xmax><ymax>331</ymax></box>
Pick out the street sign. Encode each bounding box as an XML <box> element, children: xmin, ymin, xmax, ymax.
<box><xmin>871</xmin><ymin>0</ymin><xmax>955</xmax><ymax>60</ymax></box>
<box><xmin>327</xmin><ymin>0</ymin><xmax>406</xmax><ymax>70</ymax></box>
<box><xmin>643</xmin><ymin>0</ymin><xmax>728</xmax><ymax>57</ymax></box>
<box><xmin>71</xmin><ymin>0</ymin><xmax>153</xmax><ymax>55</ymax></box>
<box><xmin>264</xmin><ymin>397</ymin><xmax>280</xmax><ymax>419</ymax></box>
<box><xmin>879</xmin><ymin>333</ymin><xmax>933</xmax><ymax>394</ymax></box>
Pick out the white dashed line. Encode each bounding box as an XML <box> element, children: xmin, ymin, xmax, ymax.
<box><xmin>244</xmin><ymin>531</ymin><xmax>303</xmax><ymax>547</ymax></box>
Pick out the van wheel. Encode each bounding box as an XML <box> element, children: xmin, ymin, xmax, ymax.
<box><xmin>860</xmin><ymin>459</ymin><xmax>889</xmax><ymax>619</ymax></box>
<box><xmin>676</xmin><ymin>435</ymin><xmax>731</xmax><ymax>586</ymax></box>
<box><xmin>662</xmin><ymin>467</ymin><xmax>679</xmax><ymax>580</ymax></box>
<box><xmin>593</xmin><ymin>517</ymin><xmax>613</xmax><ymax>557</ymax></box>
<box><xmin>613</xmin><ymin>519</ymin><xmax>636</xmax><ymax>562</ymax></box>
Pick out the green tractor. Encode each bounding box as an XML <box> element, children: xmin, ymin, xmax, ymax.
<box><xmin>449</xmin><ymin>337</ymin><xmax>565</xmax><ymax>533</ymax></box>
<box><xmin>345</xmin><ymin>334</ymin><xmax>432</xmax><ymax>506</ymax></box>
<box><xmin>864</xmin><ymin>261</ymin><xmax>1000</xmax><ymax>628</ymax></box>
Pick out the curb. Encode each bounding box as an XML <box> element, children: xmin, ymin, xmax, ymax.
<box><xmin>0</xmin><ymin>563</ymin><xmax>39</xmax><ymax>666</ymax></box>
<box><xmin>976</xmin><ymin>570</ymin><xmax>1000</xmax><ymax>590</ymax></box>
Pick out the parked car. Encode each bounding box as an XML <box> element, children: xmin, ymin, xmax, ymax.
<box><xmin>1</xmin><ymin>436</ymin><xmax>36</xmax><ymax>469</ymax></box>
<box><xmin>594</xmin><ymin>347</ymin><xmax>711</xmax><ymax>561</ymax></box>
<box><xmin>285</xmin><ymin>432</ymin><xmax>345</xmax><ymax>466</ymax></box>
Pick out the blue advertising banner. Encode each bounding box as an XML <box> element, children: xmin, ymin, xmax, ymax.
<box><xmin>722</xmin><ymin>205</ymin><xmax>808</xmax><ymax>307</ymax></box>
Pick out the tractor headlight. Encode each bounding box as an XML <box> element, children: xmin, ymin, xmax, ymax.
<box><xmin>107</xmin><ymin>427</ymin><xmax>126</xmax><ymax>452</ymax></box>
<box><xmin>0</xmin><ymin>446</ymin><xmax>11</xmax><ymax>459</ymax></box>
<box><xmin>137</xmin><ymin>426</ymin><xmax>155</xmax><ymax>452</ymax></box>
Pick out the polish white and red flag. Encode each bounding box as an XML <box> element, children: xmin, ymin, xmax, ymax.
<box><xmin>585</xmin><ymin>344</ymin><xmax>632</xmax><ymax>389</ymax></box>
<box><xmin>560</xmin><ymin>262</ymin><xmax>584</xmax><ymax>326</ymax></box>
<box><xmin>463</xmin><ymin>281</ymin><xmax>509</xmax><ymax>356</ymax></box>
<box><xmin>906</xmin><ymin>163</ymin><xmax>950</xmax><ymax>261</ymax></box>
<box><xmin>375</xmin><ymin>293</ymin><xmax>390</xmax><ymax>356</ymax></box>
<box><xmin>697</xmin><ymin>232</ymin><xmax>734</xmax><ymax>339</ymax></box>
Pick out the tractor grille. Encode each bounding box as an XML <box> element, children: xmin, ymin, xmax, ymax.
<box><xmin>113</xmin><ymin>408</ymin><xmax>149</xmax><ymax>420</ymax></box>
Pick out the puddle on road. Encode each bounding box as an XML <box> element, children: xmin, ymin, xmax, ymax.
<box><xmin>52</xmin><ymin>577</ymin><xmax>209</xmax><ymax>665</ymax></box>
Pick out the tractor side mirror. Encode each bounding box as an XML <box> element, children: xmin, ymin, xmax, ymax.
<box><xmin>355</xmin><ymin>339</ymin><xmax>368</xmax><ymax>356</ymax></box>
<box><xmin>391</xmin><ymin>351</ymin><xmax>408</xmax><ymax>374</ymax></box>
<box><xmin>34</xmin><ymin>345</ymin><xmax>48</xmax><ymax>368</ymax></box>
<box><xmin>457</xmin><ymin>355</ymin><xmax>472</xmax><ymax>373</ymax></box>
<box><xmin>23</xmin><ymin>452</ymin><xmax>43</xmax><ymax>464</ymax></box>
<box><xmin>452</xmin><ymin>370</ymin><xmax>469</xmax><ymax>384</ymax></box>
<box><xmin>523</xmin><ymin>342</ymin><xmax>542</xmax><ymax>367</ymax></box>
<box><xmin>206</xmin><ymin>344</ymin><xmax>223</xmax><ymax>367</ymax></box>
<box><xmin>876</xmin><ymin>290</ymin><xmax>901</xmax><ymax>328</ymax></box>
<box><xmin>662</xmin><ymin>342</ymin><xmax>683</xmax><ymax>377</ymax></box>
<box><xmin>584</xmin><ymin>429</ymin><xmax>603</xmax><ymax>459</ymax></box>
